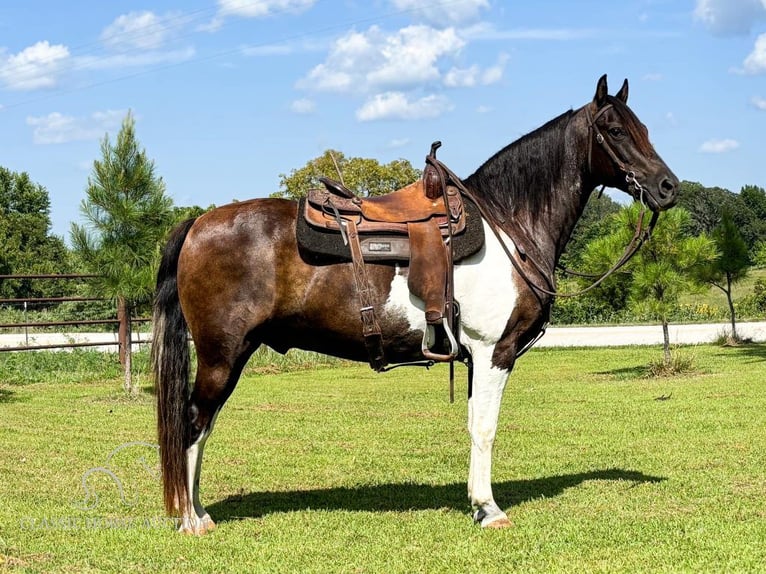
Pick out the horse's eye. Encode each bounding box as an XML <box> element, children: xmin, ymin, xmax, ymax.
<box><xmin>608</xmin><ymin>127</ymin><xmax>624</xmax><ymax>138</ymax></box>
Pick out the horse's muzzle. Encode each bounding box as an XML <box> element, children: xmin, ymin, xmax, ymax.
<box><xmin>641</xmin><ymin>172</ymin><xmax>679</xmax><ymax>211</ymax></box>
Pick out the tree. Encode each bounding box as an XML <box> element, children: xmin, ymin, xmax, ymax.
<box><xmin>697</xmin><ymin>209</ymin><xmax>750</xmax><ymax>341</ymax></box>
<box><xmin>271</xmin><ymin>150</ymin><xmax>421</xmax><ymax>200</ymax></box>
<box><xmin>171</xmin><ymin>204</ymin><xmax>213</xmax><ymax>225</ymax></box>
<box><xmin>70</xmin><ymin>111</ymin><xmax>174</xmax><ymax>395</ymax></box>
<box><xmin>559</xmin><ymin>192</ymin><xmax>622</xmax><ymax>269</ymax></box>
<box><xmin>738</xmin><ymin>184</ymin><xmax>766</xmax><ymax>256</ymax></box>
<box><xmin>0</xmin><ymin>167</ymin><xmax>73</xmax><ymax>299</ymax></box>
<box><xmin>740</xmin><ymin>185</ymin><xmax>766</xmax><ymax>220</ymax></box>
<box><xmin>582</xmin><ymin>205</ymin><xmax>717</xmax><ymax>365</ymax></box>
<box><xmin>677</xmin><ymin>180</ymin><xmax>766</xmax><ymax>256</ymax></box>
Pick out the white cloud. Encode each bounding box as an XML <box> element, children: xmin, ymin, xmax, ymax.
<box><xmin>366</xmin><ymin>26</ymin><xmax>464</xmax><ymax>90</ymax></box>
<box><xmin>444</xmin><ymin>53</ymin><xmax>507</xmax><ymax>87</ymax></box>
<box><xmin>476</xmin><ymin>105</ymin><xmax>492</xmax><ymax>113</ymax></box>
<box><xmin>205</xmin><ymin>0</ymin><xmax>317</xmax><ymax>30</ymax></box>
<box><xmin>101</xmin><ymin>11</ymin><xmax>182</xmax><ymax>51</ymax></box>
<box><xmin>26</xmin><ymin>110</ymin><xmax>126</xmax><ymax>144</ymax></box>
<box><xmin>219</xmin><ymin>0</ymin><xmax>316</xmax><ymax>17</ymax></box>
<box><xmin>693</xmin><ymin>0</ymin><xmax>766</xmax><ymax>36</ymax></box>
<box><xmin>0</xmin><ymin>41</ymin><xmax>70</xmax><ymax>91</ymax></box>
<box><xmin>643</xmin><ymin>73</ymin><xmax>663</xmax><ymax>81</ymax></box>
<box><xmin>481</xmin><ymin>54</ymin><xmax>508</xmax><ymax>85</ymax></box>
<box><xmin>463</xmin><ymin>23</ymin><xmax>599</xmax><ymax>41</ymax></box>
<box><xmin>388</xmin><ymin>137</ymin><xmax>410</xmax><ymax>148</ymax></box>
<box><xmin>240</xmin><ymin>38</ymin><xmax>325</xmax><ymax>57</ymax></box>
<box><xmin>743</xmin><ymin>33</ymin><xmax>766</xmax><ymax>74</ymax></box>
<box><xmin>76</xmin><ymin>47</ymin><xmax>196</xmax><ymax>71</ymax></box>
<box><xmin>290</xmin><ymin>98</ymin><xmax>315</xmax><ymax>114</ymax></box>
<box><xmin>443</xmin><ymin>65</ymin><xmax>479</xmax><ymax>87</ymax></box>
<box><xmin>300</xmin><ymin>25</ymin><xmax>464</xmax><ymax>94</ymax></box>
<box><xmin>390</xmin><ymin>0</ymin><xmax>489</xmax><ymax>25</ymax></box>
<box><xmin>752</xmin><ymin>96</ymin><xmax>766</xmax><ymax>109</ymax></box>
<box><xmin>665</xmin><ymin>111</ymin><xmax>678</xmax><ymax>126</ymax></box>
<box><xmin>356</xmin><ymin>92</ymin><xmax>453</xmax><ymax>121</ymax></box>
<box><xmin>699</xmin><ymin>138</ymin><xmax>740</xmax><ymax>153</ymax></box>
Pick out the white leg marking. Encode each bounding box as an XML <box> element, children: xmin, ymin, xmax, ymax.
<box><xmin>466</xmin><ymin>341</ymin><xmax>511</xmax><ymax>527</ymax></box>
<box><xmin>384</xmin><ymin>221</ymin><xmax>520</xmax><ymax>528</ymax></box>
<box><xmin>180</xmin><ymin>412</ymin><xmax>219</xmax><ymax>534</ymax></box>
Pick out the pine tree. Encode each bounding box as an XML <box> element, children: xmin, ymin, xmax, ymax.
<box><xmin>71</xmin><ymin>111</ymin><xmax>174</xmax><ymax>394</ymax></box>
<box><xmin>583</xmin><ymin>205</ymin><xmax>717</xmax><ymax>366</ymax></box>
<box><xmin>698</xmin><ymin>209</ymin><xmax>750</xmax><ymax>342</ymax></box>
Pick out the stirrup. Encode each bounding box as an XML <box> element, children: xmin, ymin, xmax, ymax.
<box><xmin>421</xmin><ymin>317</ymin><xmax>459</xmax><ymax>362</ymax></box>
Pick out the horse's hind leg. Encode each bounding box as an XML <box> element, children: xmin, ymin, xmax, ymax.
<box><xmin>179</xmin><ymin>354</ymin><xmax>249</xmax><ymax>535</ymax></box>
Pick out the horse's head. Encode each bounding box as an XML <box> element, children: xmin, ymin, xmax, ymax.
<box><xmin>585</xmin><ymin>74</ymin><xmax>678</xmax><ymax>212</ymax></box>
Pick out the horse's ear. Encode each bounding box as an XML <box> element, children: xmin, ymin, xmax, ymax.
<box><xmin>594</xmin><ymin>74</ymin><xmax>608</xmax><ymax>107</ymax></box>
<box><xmin>616</xmin><ymin>79</ymin><xmax>629</xmax><ymax>103</ymax></box>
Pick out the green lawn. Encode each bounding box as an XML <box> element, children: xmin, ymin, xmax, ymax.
<box><xmin>0</xmin><ymin>345</ymin><xmax>764</xmax><ymax>573</ymax></box>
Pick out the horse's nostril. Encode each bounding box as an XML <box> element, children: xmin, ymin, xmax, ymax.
<box><xmin>659</xmin><ymin>177</ymin><xmax>676</xmax><ymax>198</ymax></box>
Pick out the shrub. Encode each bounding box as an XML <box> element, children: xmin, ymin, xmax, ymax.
<box><xmin>646</xmin><ymin>350</ymin><xmax>697</xmax><ymax>377</ymax></box>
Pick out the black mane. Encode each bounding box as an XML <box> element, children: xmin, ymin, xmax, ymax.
<box><xmin>464</xmin><ymin>110</ymin><xmax>573</xmax><ymax>219</ymax></box>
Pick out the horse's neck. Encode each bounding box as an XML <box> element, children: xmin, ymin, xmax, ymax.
<box><xmin>471</xmin><ymin>120</ymin><xmax>592</xmax><ymax>272</ymax></box>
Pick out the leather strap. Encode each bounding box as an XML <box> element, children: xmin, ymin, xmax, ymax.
<box><xmin>345</xmin><ymin>218</ymin><xmax>386</xmax><ymax>370</ymax></box>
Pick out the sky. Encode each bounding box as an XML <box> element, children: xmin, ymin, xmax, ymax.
<box><xmin>1</xmin><ymin>0</ymin><xmax>765</xmax><ymax>239</ymax></box>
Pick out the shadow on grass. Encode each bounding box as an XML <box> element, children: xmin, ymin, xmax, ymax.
<box><xmin>0</xmin><ymin>387</ymin><xmax>17</xmax><ymax>403</ymax></box>
<box><xmin>717</xmin><ymin>342</ymin><xmax>766</xmax><ymax>363</ymax></box>
<box><xmin>208</xmin><ymin>468</ymin><xmax>665</xmax><ymax>522</ymax></box>
<box><xmin>595</xmin><ymin>365</ymin><xmax>648</xmax><ymax>379</ymax></box>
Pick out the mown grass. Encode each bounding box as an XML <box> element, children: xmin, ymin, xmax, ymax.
<box><xmin>0</xmin><ymin>344</ymin><xmax>764</xmax><ymax>573</ymax></box>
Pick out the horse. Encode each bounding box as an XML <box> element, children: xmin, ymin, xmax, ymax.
<box><xmin>152</xmin><ymin>75</ymin><xmax>679</xmax><ymax>534</ymax></box>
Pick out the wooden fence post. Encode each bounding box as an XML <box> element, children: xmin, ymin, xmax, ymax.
<box><xmin>118</xmin><ymin>297</ymin><xmax>127</xmax><ymax>366</ymax></box>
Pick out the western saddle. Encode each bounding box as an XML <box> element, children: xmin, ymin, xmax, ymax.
<box><xmin>303</xmin><ymin>142</ymin><xmax>466</xmax><ymax>371</ymax></box>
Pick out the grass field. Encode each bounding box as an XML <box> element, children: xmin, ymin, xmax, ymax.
<box><xmin>0</xmin><ymin>344</ymin><xmax>764</xmax><ymax>573</ymax></box>
<box><xmin>680</xmin><ymin>267</ymin><xmax>766</xmax><ymax>312</ymax></box>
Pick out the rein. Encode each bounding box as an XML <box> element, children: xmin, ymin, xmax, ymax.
<box><xmin>431</xmin><ymin>105</ymin><xmax>660</xmax><ymax>300</ymax></box>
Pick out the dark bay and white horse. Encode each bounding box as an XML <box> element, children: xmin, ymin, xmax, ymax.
<box><xmin>152</xmin><ymin>75</ymin><xmax>678</xmax><ymax>534</ymax></box>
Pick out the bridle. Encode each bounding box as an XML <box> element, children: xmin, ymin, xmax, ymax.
<box><xmin>551</xmin><ymin>103</ymin><xmax>660</xmax><ymax>288</ymax></box>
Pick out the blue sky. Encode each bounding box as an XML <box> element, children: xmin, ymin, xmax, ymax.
<box><xmin>1</xmin><ymin>0</ymin><xmax>764</xmax><ymax>238</ymax></box>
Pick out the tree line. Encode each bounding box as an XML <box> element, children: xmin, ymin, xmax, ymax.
<box><xmin>1</xmin><ymin>113</ymin><xmax>763</xmax><ymax>386</ymax></box>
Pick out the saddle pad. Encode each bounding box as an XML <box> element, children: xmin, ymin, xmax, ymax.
<box><xmin>296</xmin><ymin>195</ymin><xmax>485</xmax><ymax>264</ymax></box>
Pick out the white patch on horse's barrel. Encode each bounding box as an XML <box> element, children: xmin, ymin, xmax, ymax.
<box><xmin>383</xmin><ymin>220</ymin><xmax>519</xmax><ymax>348</ymax></box>
<box><xmin>384</xmin><ymin>264</ymin><xmax>427</xmax><ymax>332</ymax></box>
<box><xmin>453</xmin><ymin>221</ymin><xmax>519</xmax><ymax>344</ymax></box>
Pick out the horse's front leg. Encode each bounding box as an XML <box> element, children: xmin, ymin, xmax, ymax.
<box><xmin>467</xmin><ymin>349</ymin><xmax>512</xmax><ymax>528</ymax></box>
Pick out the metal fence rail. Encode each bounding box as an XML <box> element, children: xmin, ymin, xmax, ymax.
<box><xmin>0</xmin><ymin>274</ymin><xmax>149</xmax><ymax>354</ymax></box>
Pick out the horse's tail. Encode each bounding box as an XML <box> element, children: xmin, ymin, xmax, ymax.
<box><xmin>151</xmin><ymin>218</ymin><xmax>196</xmax><ymax>515</ymax></box>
